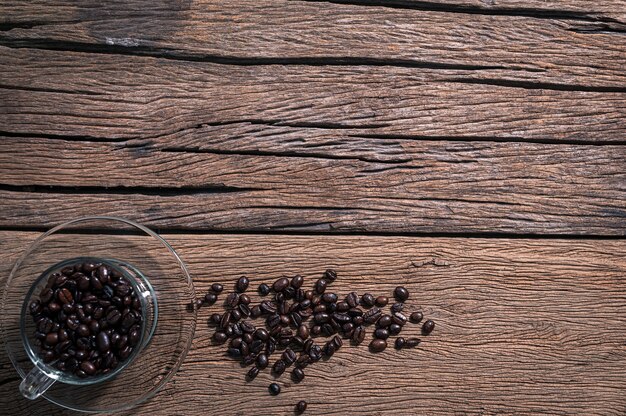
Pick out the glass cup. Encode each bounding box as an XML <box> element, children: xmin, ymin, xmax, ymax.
<box><xmin>1</xmin><ymin>216</ymin><xmax>196</xmax><ymax>413</ymax></box>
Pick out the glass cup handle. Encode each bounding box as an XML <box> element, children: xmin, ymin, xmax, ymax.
<box><xmin>19</xmin><ymin>366</ymin><xmax>56</xmax><ymax>400</ymax></box>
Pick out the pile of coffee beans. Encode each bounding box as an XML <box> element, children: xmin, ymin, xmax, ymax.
<box><xmin>27</xmin><ymin>260</ymin><xmax>144</xmax><ymax>378</ymax></box>
<box><xmin>195</xmin><ymin>269</ymin><xmax>436</xmax><ymax>413</ymax></box>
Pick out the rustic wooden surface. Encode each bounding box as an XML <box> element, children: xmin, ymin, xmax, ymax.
<box><xmin>0</xmin><ymin>0</ymin><xmax>625</xmax><ymax>414</ymax></box>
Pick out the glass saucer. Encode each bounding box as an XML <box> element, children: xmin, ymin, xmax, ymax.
<box><xmin>1</xmin><ymin>216</ymin><xmax>196</xmax><ymax>412</ymax></box>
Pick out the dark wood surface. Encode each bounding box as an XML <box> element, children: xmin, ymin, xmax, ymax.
<box><xmin>0</xmin><ymin>0</ymin><xmax>625</xmax><ymax>414</ymax></box>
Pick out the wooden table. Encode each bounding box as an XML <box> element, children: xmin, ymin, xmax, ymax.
<box><xmin>1</xmin><ymin>1</ymin><xmax>625</xmax><ymax>415</ymax></box>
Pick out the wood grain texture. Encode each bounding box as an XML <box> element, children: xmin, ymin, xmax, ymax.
<box><xmin>0</xmin><ymin>131</ymin><xmax>625</xmax><ymax>235</ymax></box>
<box><xmin>1</xmin><ymin>1</ymin><xmax>625</xmax><ymax>89</ymax></box>
<box><xmin>1</xmin><ymin>232</ymin><xmax>625</xmax><ymax>415</ymax></box>
<box><xmin>1</xmin><ymin>47</ymin><xmax>625</xmax><ymax>142</ymax></box>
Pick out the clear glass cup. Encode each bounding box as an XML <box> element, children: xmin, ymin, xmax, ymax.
<box><xmin>1</xmin><ymin>216</ymin><xmax>196</xmax><ymax>413</ymax></box>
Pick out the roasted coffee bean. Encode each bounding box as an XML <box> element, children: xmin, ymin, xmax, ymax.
<box><xmin>273</xmin><ymin>278</ymin><xmax>290</xmax><ymax>292</ymax></box>
<box><xmin>406</xmin><ymin>337</ymin><xmax>421</xmax><ymax>348</ymax></box>
<box><xmin>291</xmin><ymin>275</ymin><xmax>304</xmax><ymax>289</ymax></box>
<box><xmin>330</xmin><ymin>319</ymin><xmax>341</xmax><ymax>332</ymax></box>
<box><xmin>232</xmin><ymin>323</ymin><xmax>244</xmax><ymax>337</ymax></box>
<box><xmin>395</xmin><ymin>337</ymin><xmax>406</xmax><ymax>349</ymax></box>
<box><xmin>273</xmin><ymin>359</ymin><xmax>286</xmax><ymax>375</ymax></box>
<box><xmin>105</xmin><ymin>308</ymin><xmax>121</xmax><ymax>325</ymax></box>
<box><xmin>296</xmin><ymin>400</ymin><xmax>307</xmax><ymax>414</ymax></box>
<box><xmin>275</xmin><ymin>292</ymin><xmax>285</xmax><ymax>304</ymax></box>
<box><xmin>76</xmin><ymin>324</ymin><xmax>90</xmax><ymax>337</ymax></box>
<box><xmin>266</xmin><ymin>339</ymin><xmax>277</xmax><ymax>355</ymax></box>
<box><xmin>242</xmin><ymin>353</ymin><xmax>257</xmax><ymax>366</ymax></box>
<box><xmin>309</xmin><ymin>345</ymin><xmax>322</xmax><ymax>362</ymax></box>
<box><xmin>299</xmin><ymin>299</ymin><xmax>311</xmax><ymax>310</ymax></box>
<box><xmin>324</xmin><ymin>269</ymin><xmax>337</xmax><ymax>282</ymax></box>
<box><xmin>58</xmin><ymin>329</ymin><xmax>69</xmax><ymax>342</ymax></box>
<box><xmin>292</xmin><ymin>367</ymin><xmax>305</xmax><ymax>382</ymax></box>
<box><xmin>267</xmin><ymin>314</ymin><xmax>280</xmax><ymax>329</ymax></box>
<box><xmin>332</xmin><ymin>312</ymin><xmax>351</xmax><ymax>324</ymax></box>
<box><xmin>377</xmin><ymin>314</ymin><xmax>392</xmax><ymax>328</ymax></box>
<box><xmin>278</xmin><ymin>301</ymin><xmax>289</xmax><ymax>315</ymax></box>
<box><xmin>211</xmin><ymin>283</ymin><xmax>224</xmax><ymax>293</ymax></box>
<box><xmin>297</xmin><ymin>325</ymin><xmax>310</xmax><ymax>339</ymax></box>
<box><xmin>40</xmin><ymin>288</ymin><xmax>54</xmax><ymax>304</ymax></box>
<box><xmin>410</xmin><ymin>311</ymin><xmax>424</xmax><ymax>324</ymax></box>
<box><xmin>394</xmin><ymin>286</ymin><xmax>409</xmax><ymax>302</ymax></box>
<box><xmin>255</xmin><ymin>328</ymin><xmax>269</xmax><ymax>341</ymax></box>
<box><xmin>422</xmin><ymin>320</ymin><xmax>435</xmax><ymax>335</ymax></box>
<box><xmin>352</xmin><ymin>326</ymin><xmax>366</xmax><ymax>344</ymax></box>
<box><xmin>115</xmin><ymin>284</ymin><xmax>131</xmax><ymax>297</ymax></box>
<box><xmin>375</xmin><ymin>296</ymin><xmax>388</xmax><ymax>307</ymax></box>
<box><xmin>311</xmin><ymin>325</ymin><xmax>322</xmax><ymax>336</ymax></box>
<box><xmin>246</xmin><ymin>366</ymin><xmax>259</xmax><ymax>381</ymax></box>
<box><xmin>374</xmin><ymin>328</ymin><xmax>390</xmax><ymax>340</ymax></box>
<box><xmin>321</xmin><ymin>323</ymin><xmax>335</xmax><ymax>337</ymax></box>
<box><xmin>240</xmin><ymin>341</ymin><xmax>250</xmax><ymax>357</ymax></box>
<box><xmin>314</xmin><ymin>312</ymin><xmax>330</xmax><ymax>324</ymax></box>
<box><xmin>324</xmin><ymin>341</ymin><xmax>336</xmax><ymax>357</ymax></box>
<box><xmin>258</xmin><ymin>283</ymin><xmax>271</xmax><ymax>296</ymax></box>
<box><xmin>303</xmin><ymin>338</ymin><xmax>314</xmax><ymax>354</ymax></box>
<box><xmin>347</xmin><ymin>308</ymin><xmax>363</xmax><ymax>318</ymax></box>
<box><xmin>221</xmin><ymin>311</ymin><xmax>232</xmax><ymax>329</ymax></box>
<box><xmin>269</xmin><ymin>383</ymin><xmax>281</xmax><ymax>396</ymax></box>
<box><xmin>226</xmin><ymin>292</ymin><xmax>239</xmax><ymax>308</ymax></box>
<box><xmin>326</xmin><ymin>302</ymin><xmax>337</xmax><ymax>314</ymax></box>
<box><xmin>299</xmin><ymin>308</ymin><xmax>312</xmax><ymax>319</ymax></box>
<box><xmin>291</xmin><ymin>312</ymin><xmax>303</xmax><ymax>327</ymax></box>
<box><xmin>128</xmin><ymin>327</ymin><xmax>141</xmax><ymax>347</ymax></box>
<box><xmin>295</xmin><ymin>289</ymin><xmax>306</xmax><ymax>302</ymax></box>
<box><xmin>48</xmin><ymin>302</ymin><xmax>61</xmax><ymax>313</ymax></box>
<box><xmin>391</xmin><ymin>303</ymin><xmax>404</xmax><ymax>314</ymax></box>
<box><xmin>260</xmin><ymin>300</ymin><xmax>277</xmax><ymax>314</ymax></box>
<box><xmin>363</xmin><ymin>307</ymin><xmax>381</xmax><ymax>324</ymax></box>
<box><xmin>342</xmin><ymin>323</ymin><xmax>355</xmax><ymax>337</ymax></box>
<box><xmin>304</xmin><ymin>290</ymin><xmax>314</xmax><ymax>300</ymax></box>
<box><xmin>295</xmin><ymin>354</ymin><xmax>310</xmax><ymax>369</ymax></box>
<box><xmin>97</xmin><ymin>332</ymin><xmax>111</xmax><ymax>352</ymax></box>
<box><xmin>322</xmin><ymin>293</ymin><xmax>338</xmax><ymax>303</ymax></box>
<box><xmin>89</xmin><ymin>319</ymin><xmax>100</xmax><ymax>334</ymax></box>
<box><xmin>210</xmin><ymin>313</ymin><xmax>222</xmax><ymax>325</ymax></box>
<box><xmin>269</xmin><ymin>325</ymin><xmax>281</xmax><ymax>337</ymax></box>
<box><xmin>240</xmin><ymin>294</ymin><xmax>251</xmax><ymax>305</ymax></box>
<box><xmin>279</xmin><ymin>314</ymin><xmax>290</xmax><ymax>327</ymax></box>
<box><xmin>361</xmin><ymin>293</ymin><xmax>375</xmax><ymax>307</ymax></box>
<box><xmin>389</xmin><ymin>323</ymin><xmax>402</xmax><ymax>335</ymax></box>
<box><xmin>369</xmin><ymin>339</ymin><xmax>387</xmax><ymax>353</ymax></box>
<box><xmin>250</xmin><ymin>305</ymin><xmax>262</xmax><ymax>318</ymax></box>
<box><xmin>81</xmin><ymin>361</ymin><xmax>97</xmax><ymax>375</ymax></box>
<box><xmin>332</xmin><ymin>335</ymin><xmax>343</xmax><ymax>350</ymax></box>
<box><xmin>204</xmin><ymin>293</ymin><xmax>217</xmax><ymax>304</ymax></box>
<box><xmin>238</xmin><ymin>303</ymin><xmax>251</xmax><ymax>317</ymax></box>
<box><xmin>243</xmin><ymin>333</ymin><xmax>254</xmax><ymax>345</ymax></box>
<box><xmin>335</xmin><ymin>301</ymin><xmax>349</xmax><ymax>312</ymax></box>
<box><xmin>256</xmin><ymin>353</ymin><xmax>269</xmax><ymax>369</ymax></box>
<box><xmin>45</xmin><ymin>332</ymin><xmax>59</xmax><ymax>345</ymax></box>
<box><xmin>313</xmin><ymin>304</ymin><xmax>327</xmax><ymax>314</ymax></box>
<box><xmin>227</xmin><ymin>348</ymin><xmax>241</xmax><ymax>358</ymax></box>
<box><xmin>392</xmin><ymin>312</ymin><xmax>408</xmax><ymax>326</ymax></box>
<box><xmin>57</xmin><ymin>288</ymin><xmax>73</xmax><ymax>305</ymax></box>
<box><xmin>315</xmin><ymin>279</ymin><xmax>327</xmax><ymax>294</ymax></box>
<box><xmin>282</xmin><ymin>348</ymin><xmax>297</xmax><ymax>366</ymax></box>
<box><xmin>224</xmin><ymin>326</ymin><xmax>234</xmax><ymax>338</ymax></box>
<box><xmin>284</xmin><ymin>287</ymin><xmax>296</xmax><ymax>300</ymax></box>
<box><xmin>236</xmin><ymin>276</ymin><xmax>250</xmax><ymax>293</ymax></box>
<box><xmin>345</xmin><ymin>292</ymin><xmax>358</xmax><ymax>308</ymax></box>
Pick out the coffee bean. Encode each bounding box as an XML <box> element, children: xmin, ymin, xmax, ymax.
<box><xmin>406</xmin><ymin>337</ymin><xmax>421</xmax><ymax>348</ymax></box>
<box><xmin>392</xmin><ymin>312</ymin><xmax>408</xmax><ymax>326</ymax></box>
<box><xmin>422</xmin><ymin>320</ymin><xmax>435</xmax><ymax>335</ymax></box>
<box><xmin>246</xmin><ymin>366</ymin><xmax>259</xmax><ymax>381</ymax></box>
<box><xmin>273</xmin><ymin>359</ymin><xmax>286</xmax><ymax>375</ymax></box>
<box><xmin>395</xmin><ymin>337</ymin><xmax>406</xmax><ymax>349</ymax></box>
<box><xmin>313</xmin><ymin>304</ymin><xmax>326</xmax><ymax>314</ymax></box>
<box><xmin>346</xmin><ymin>292</ymin><xmax>359</xmax><ymax>308</ymax></box>
<box><xmin>324</xmin><ymin>269</ymin><xmax>337</xmax><ymax>282</ymax></box>
<box><xmin>251</xmin><ymin>305</ymin><xmax>262</xmax><ymax>318</ymax></box>
<box><xmin>335</xmin><ymin>301</ymin><xmax>349</xmax><ymax>312</ymax></box>
<box><xmin>211</xmin><ymin>283</ymin><xmax>224</xmax><ymax>293</ymax></box>
<box><xmin>323</xmin><ymin>341</ymin><xmax>336</xmax><ymax>357</ymax></box>
<box><xmin>279</xmin><ymin>314</ymin><xmax>290</xmax><ymax>326</ymax></box>
<box><xmin>295</xmin><ymin>354</ymin><xmax>310</xmax><ymax>369</ymax></box>
<box><xmin>279</xmin><ymin>301</ymin><xmax>289</xmax><ymax>315</ymax></box>
<box><xmin>245</xmin><ymin>334</ymin><xmax>256</xmax><ymax>345</ymax></box>
<box><xmin>297</xmin><ymin>325</ymin><xmax>309</xmax><ymax>340</ymax></box>
<box><xmin>40</xmin><ymin>288</ymin><xmax>54</xmax><ymax>304</ymax></box>
<box><xmin>96</xmin><ymin>332</ymin><xmax>111</xmax><ymax>352</ymax></box>
<box><xmin>232</xmin><ymin>323</ymin><xmax>243</xmax><ymax>337</ymax></box>
<box><xmin>289</xmin><ymin>275</ymin><xmax>303</xmax><ymax>289</ymax></box>
<box><xmin>321</xmin><ymin>323</ymin><xmax>335</xmax><ymax>337</ymax></box>
<box><xmin>240</xmin><ymin>294</ymin><xmax>251</xmax><ymax>305</ymax></box>
<box><xmin>394</xmin><ymin>286</ymin><xmax>409</xmax><ymax>302</ymax></box>
<box><xmin>314</xmin><ymin>312</ymin><xmax>330</xmax><ymax>324</ymax></box>
<box><xmin>332</xmin><ymin>312</ymin><xmax>351</xmax><ymax>324</ymax></box>
<box><xmin>369</xmin><ymin>339</ymin><xmax>387</xmax><ymax>353</ymax></box>
<box><xmin>275</xmin><ymin>292</ymin><xmax>285</xmax><ymax>304</ymax></box>
<box><xmin>374</xmin><ymin>328</ymin><xmax>390</xmax><ymax>340</ymax></box>
<box><xmin>309</xmin><ymin>345</ymin><xmax>322</xmax><ymax>362</ymax></box>
<box><xmin>292</xmin><ymin>367</ymin><xmax>305</xmax><ymax>382</ymax></box>
<box><xmin>389</xmin><ymin>324</ymin><xmax>402</xmax><ymax>335</ymax></box>
<box><xmin>45</xmin><ymin>332</ymin><xmax>59</xmax><ymax>345</ymax></box>
<box><xmin>269</xmin><ymin>383</ymin><xmax>281</xmax><ymax>396</ymax></box>
<box><xmin>221</xmin><ymin>311</ymin><xmax>232</xmax><ymax>329</ymax></box>
<box><xmin>255</xmin><ymin>328</ymin><xmax>269</xmax><ymax>341</ymax></box>
<box><xmin>260</xmin><ymin>300</ymin><xmax>277</xmax><ymax>314</ymax></box>
<box><xmin>210</xmin><ymin>313</ymin><xmax>222</xmax><ymax>325</ymax></box>
<box><xmin>360</xmin><ymin>293</ymin><xmax>375</xmax><ymax>307</ymax></box>
<box><xmin>296</xmin><ymin>400</ymin><xmax>307</xmax><ymax>414</ymax></box>
<box><xmin>258</xmin><ymin>283</ymin><xmax>271</xmax><ymax>296</ymax></box>
<box><xmin>391</xmin><ymin>303</ymin><xmax>403</xmax><ymax>314</ymax></box>
<box><xmin>236</xmin><ymin>276</ymin><xmax>249</xmax><ymax>293</ymax></box>
<box><xmin>81</xmin><ymin>361</ymin><xmax>97</xmax><ymax>375</ymax></box>
<box><xmin>347</xmin><ymin>308</ymin><xmax>363</xmax><ymax>318</ymax></box>
<box><xmin>227</xmin><ymin>348</ymin><xmax>241</xmax><ymax>358</ymax></box>
<box><xmin>304</xmin><ymin>290</ymin><xmax>314</xmax><ymax>300</ymax></box>
<box><xmin>256</xmin><ymin>353</ymin><xmax>269</xmax><ymax>369</ymax></box>
<box><xmin>363</xmin><ymin>307</ymin><xmax>381</xmax><ymax>324</ymax></box>
<box><xmin>375</xmin><ymin>296</ymin><xmax>388</xmax><ymax>307</ymax></box>
<box><xmin>352</xmin><ymin>326</ymin><xmax>366</xmax><ymax>344</ymax></box>
<box><xmin>226</xmin><ymin>292</ymin><xmax>239</xmax><ymax>308</ymax></box>
<box><xmin>105</xmin><ymin>308</ymin><xmax>121</xmax><ymax>325</ymax></box>
<box><xmin>282</xmin><ymin>348</ymin><xmax>296</xmax><ymax>366</ymax></box>
<box><xmin>315</xmin><ymin>279</ymin><xmax>328</xmax><ymax>294</ymax></box>
<box><xmin>48</xmin><ymin>302</ymin><xmax>61</xmax><ymax>313</ymax></box>
<box><xmin>311</xmin><ymin>325</ymin><xmax>321</xmax><ymax>336</ymax></box>
<box><xmin>240</xmin><ymin>341</ymin><xmax>250</xmax><ymax>356</ymax></box>
<box><xmin>322</xmin><ymin>293</ymin><xmax>338</xmax><ymax>304</ymax></box>
<box><xmin>204</xmin><ymin>293</ymin><xmax>217</xmax><ymax>304</ymax></box>
<box><xmin>410</xmin><ymin>311</ymin><xmax>424</xmax><ymax>324</ymax></box>
<box><xmin>377</xmin><ymin>314</ymin><xmax>392</xmax><ymax>328</ymax></box>
<box><xmin>290</xmin><ymin>312</ymin><xmax>303</xmax><ymax>327</ymax></box>
<box><xmin>273</xmin><ymin>278</ymin><xmax>290</xmax><ymax>292</ymax></box>
<box><xmin>76</xmin><ymin>324</ymin><xmax>90</xmax><ymax>337</ymax></box>
<box><xmin>129</xmin><ymin>326</ymin><xmax>141</xmax><ymax>347</ymax></box>
<box><xmin>267</xmin><ymin>314</ymin><xmax>280</xmax><ymax>328</ymax></box>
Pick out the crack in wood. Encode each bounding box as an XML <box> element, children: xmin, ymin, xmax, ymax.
<box><xmin>0</xmin><ymin>184</ymin><xmax>262</xmax><ymax>196</ymax></box>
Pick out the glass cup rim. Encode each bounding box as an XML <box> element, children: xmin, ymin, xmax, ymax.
<box><xmin>20</xmin><ymin>256</ymin><xmax>152</xmax><ymax>385</ymax></box>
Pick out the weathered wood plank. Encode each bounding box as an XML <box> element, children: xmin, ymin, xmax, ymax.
<box><xmin>0</xmin><ymin>131</ymin><xmax>624</xmax><ymax>235</ymax></box>
<box><xmin>1</xmin><ymin>1</ymin><xmax>625</xmax><ymax>88</ymax></box>
<box><xmin>1</xmin><ymin>232</ymin><xmax>625</xmax><ymax>415</ymax></box>
<box><xmin>1</xmin><ymin>47</ymin><xmax>624</xmax><ymax>142</ymax></box>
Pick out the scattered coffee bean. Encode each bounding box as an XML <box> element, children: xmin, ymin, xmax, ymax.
<box><xmin>269</xmin><ymin>383</ymin><xmax>281</xmax><ymax>396</ymax></box>
<box><xmin>273</xmin><ymin>278</ymin><xmax>290</xmax><ymax>293</ymax></box>
<box><xmin>406</xmin><ymin>337</ymin><xmax>421</xmax><ymax>348</ymax></box>
<box><xmin>375</xmin><ymin>296</ymin><xmax>388</xmax><ymax>307</ymax></box>
<box><xmin>291</xmin><ymin>275</ymin><xmax>304</xmax><ymax>289</ymax></box>
<box><xmin>211</xmin><ymin>283</ymin><xmax>224</xmax><ymax>293</ymax></box>
<box><xmin>292</xmin><ymin>367</ymin><xmax>305</xmax><ymax>382</ymax></box>
<box><xmin>226</xmin><ymin>293</ymin><xmax>239</xmax><ymax>308</ymax></box>
<box><xmin>257</xmin><ymin>353</ymin><xmax>269</xmax><ymax>369</ymax></box>
<box><xmin>391</xmin><ymin>303</ymin><xmax>403</xmax><ymax>314</ymax></box>
<box><xmin>392</xmin><ymin>312</ymin><xmax>408</xmax><ymax>326</ymax></box>
<box><xmin>389</xmin><ymin>324</ymin><xmax>402</xmax><ymax>335</ymax></box>
<box><xmin>422</xmin><ymin>320</ymin><xmax>435</xmax><ymax>335</ymax></box>
<box><xmin>296</xmin><ymin>400</ymin><xmax>308</xmax><ymax>413</ymax></box>
<box><xmin>236</xmin><ymin>276</ymin><xmax>250</xmax><ymax>293</ymax></box>
<box><xmin>247</xmin><ymin>366</ymin><xmax>259</xmax><ymax>381</ymax></box>
<box><xmin>394</xmin><ymin>286</ymin><xmax>409</xmax><ymax>302</ymax></box>
<box><xmin>410</xmin><ymin>311</ymin><xmax>424</xmax><ymax>324</ymax></box>
<box><xmin>395</xmin><ymin>337</ymin><xmax>406</xmax><ymax>349</ymax></box>
<box><xmin>315</xmin><ymin>279</ymin><xmax>327</xmax><ymax>294</ymax></box>
<box><xmin>258</xmin><ymin>283</ymin><xmax>271</xmax><ymax>296</ymax></box>
<box><xmin>324</xmin><ymin>269</ymin><xmax>337</xmax><ymax>282</ymax></box>
<box><xmin>213</xmin><ymin>331</ymin><xmax>227</xmax><ymax>344</ymax></box>
<box><xmin>369</xmin><ymin>339</ymin><xmax>387</xmax><ymax>353</ymax></box>
<box><xmin>273</xmin><ymin>359</ymin><xmax>287</xmax><ymax>375</ymax></box>
<box><xmin>374</xmin><ymin>328</ymin><xmax>390</xmax><ymax>340</ymax></box>
<box><xmin>377</xmin><ymin>314</ymin><xmax>392</xmax><ymax>328</ymax></box>
<box><xmin>205</xmin><ymin>293</ymin><xmax>217</xmax><ymax>304</ymax></box>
